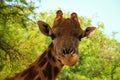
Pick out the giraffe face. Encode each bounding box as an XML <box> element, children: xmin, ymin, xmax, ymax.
<box><xmin>37</xmin><ymin>13</ymin><xmax>96</xmax><ymax>66</ymax></box>
<box><xmin>51</xmin><ymin>19</ymin><xmax>82</xmax><ymax>66</ymax></box>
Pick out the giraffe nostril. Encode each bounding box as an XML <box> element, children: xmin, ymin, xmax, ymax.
<box><xmin>69</xmin><ymin>48</ymin><xmax>74</xmax><ymax>53</ymax></box>
<box><xmin>63</xmin><ymin>48</ymin><xmax>66</xmax><ymax>54</ymax></box>
<box><xmin>62</xmin><ymin>48</ymin><xmax>75</xmax><ymax>54</ymax></box>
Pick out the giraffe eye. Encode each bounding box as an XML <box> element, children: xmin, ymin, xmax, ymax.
<box><xmin>78</xmin><ymin>34</ymin><xmax>83</xmax><ymax>41</ymax></box>
<box><xmin>51</xmin><ymin>34</ymin><xmax>56</xmax><ymax>40</ymax></box>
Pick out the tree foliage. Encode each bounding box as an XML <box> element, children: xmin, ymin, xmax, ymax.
<box><xmin>0</xmin><ymin>1</ymin><xmax>120</xmax><ymax>80</ymax></box>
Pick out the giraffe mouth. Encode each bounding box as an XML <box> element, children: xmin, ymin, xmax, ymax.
<box><xmin>61</xmin><ymin>52</ymin><xmax>78</xmax><ymax>66</ymax></box>
<box><xmin>56</xmin><ymin>48</ymin><xmax>78</xmax><ymax>66</ymax></box>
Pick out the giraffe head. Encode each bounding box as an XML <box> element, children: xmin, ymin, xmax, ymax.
<box><xmin>37</xmin><ymin>11</ymin><xmax>96</xmax><ymax>66</ymax></box>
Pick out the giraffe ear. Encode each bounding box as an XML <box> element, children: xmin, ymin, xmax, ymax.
<box><xmin>83</xmin><ymin>27</ymin><xmax>96</xmax><ymax>38</ymax></box>
<box><xmin>37</xmin><ymin>21</ymin><xmax>52</xmax><ymax>36</ymax></box>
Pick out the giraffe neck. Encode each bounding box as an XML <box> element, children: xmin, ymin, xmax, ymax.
<box><xmin>7</xmin><ymin>43</ymin><xmax>64</xmax><ymax>80</ymax></box>
<box><xmin>34</xmin><ymin>43</ymin><xmax>64</xmax><ymax>80</ymax></box>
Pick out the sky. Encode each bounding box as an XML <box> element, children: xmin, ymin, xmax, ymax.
<box><xmin>36</xmin><ymin>0</ymin><xmax>120</xmax><ymax>41</ymax></box>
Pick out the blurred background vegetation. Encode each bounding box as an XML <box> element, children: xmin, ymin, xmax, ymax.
<box><xmin>0</xmin><ymin>0</ymin><xmax>120</xmax><ymax>80</ymax></box>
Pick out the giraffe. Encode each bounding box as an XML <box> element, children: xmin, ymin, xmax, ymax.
<box><xmin>5</xmin><ymin>10</ymin><xmax>96</xmax><ymax>80</ymax></box>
